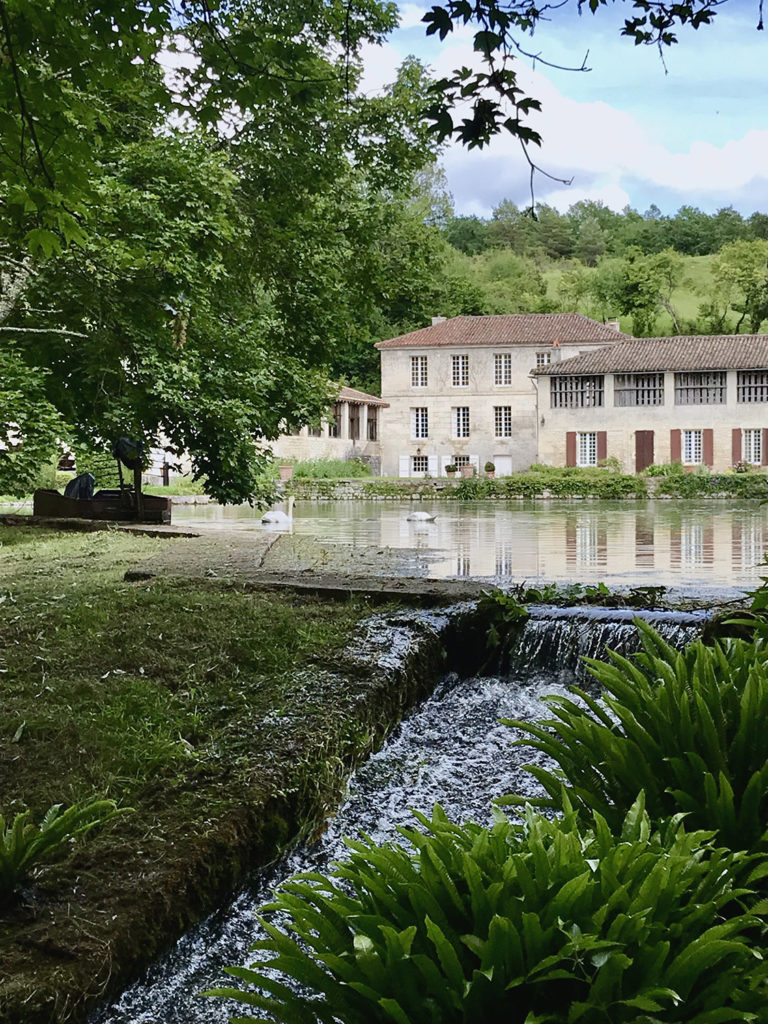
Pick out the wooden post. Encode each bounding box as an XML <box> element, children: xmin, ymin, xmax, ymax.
<box><xmin>133</xmin><ymin>464</ymin><xmax>144</xmax><ymax>521</ymax></box>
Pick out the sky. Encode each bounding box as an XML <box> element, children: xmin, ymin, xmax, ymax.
<box><xmin>360</xmin><ymin>0</ymin><xmax>768</xmax><ymax>218</ymax></box>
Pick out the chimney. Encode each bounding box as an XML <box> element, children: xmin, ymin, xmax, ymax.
<box><xmin>431</xmin><ymin>316</ymin><xmax>447</xmax><ymax>327</ymax></box>
<box><xmin>605</xmin><ymin>317</ymin><xmax>621</xmax><ymax>332</ymax></box>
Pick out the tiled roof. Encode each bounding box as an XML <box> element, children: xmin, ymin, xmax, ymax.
<box><xmin>374</xmin><ymin>314</ymin><xmax>629</xmax><ymax>349</ymax></box>
<box><xmin>337</xmin><ymin>385</ymin><xmax>388</xmax><ymax>406</ymax></box>
<box><xmin>536</xmin><ymin>335</ymin><xmax>768</xmax><ymax>376</ymax></box>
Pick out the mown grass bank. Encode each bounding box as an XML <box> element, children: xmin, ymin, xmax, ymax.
<box><xmin>0</xmin><ymin>528</ymin><xmax>445</xmax><ymax>1023</ymax></box>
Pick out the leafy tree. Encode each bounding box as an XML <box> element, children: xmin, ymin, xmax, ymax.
<box><xmin>0</xmin><ymin>346</ymin><xmax>62</xmax><ymax>497</ymax></box>
<box><xmin>589</xmin><ymin>247</ymin><xmax>684</xmax><ymax>336</ymax></box>
<box><xmin>0</xmin><ymin>5</ymin><xmax>441</xmax><ymax>501</ymax></box>
<box><xmin>573</xmin><ymin>216</ymin><xmax>608</xmax><ymax>267</ymax></box>
<box><xmin>444</xmin><ymin>215</ymin><xmax>492</xmax><ymax>255</ymax></box>
<box><xmin>701</xmin><ymin>239</ymin><xmax>768</xmax><ymax>334</ymax></box>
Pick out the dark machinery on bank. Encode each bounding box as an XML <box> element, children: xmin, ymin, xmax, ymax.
<box><xmin>33</xmin><ymin>438</ymin><xmax>172</xmax><ymax>524</ymax></box>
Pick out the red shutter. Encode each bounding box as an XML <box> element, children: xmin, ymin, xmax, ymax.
<box><xmin>566</xmin><ymin>431</ymin><xmax>577</xmax><ymax>467</ymax></box>
<box><xmin>703</xmin><ymin>428</ymin><xmax>714</xmax><ymax>467</ymax></box>
<box><xmin>763</xmin><ymin>429</ymin><xmax>768</xmax><ymax>466</ymax></box>
<box><xmin>732</xmin><ymin>428</ymin><xmax>742</xmax><ymax>465</ymax></box>
<box><xmin>597</xmin><ymin>431</ymin><xmax>607</xmax><ymax>463</ymax></box>
<box><xmin>670</xmin><ymin>429</ymin><xmax>681</xmax><ymax>463</ymax></box>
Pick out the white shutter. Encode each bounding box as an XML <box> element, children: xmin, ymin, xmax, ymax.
<box><xmin>469</xmin><ymin>454</ymin><xmax>480</xmax><ymax>472</ymax></box>
<box><xmin>494</xmin><ymin>455</ymin><xmax>513</xmax><ymax>477</ymax></box>
<box><xmin>410</xmin><ymin>409</ymin><xmax>416</xmax><ymax>439</ymax></box>
<box><xmin>427</xmin><ymin>455</ymin><xmax>438</xmax><ymax>477</ymax></box>
<box><xmin>398</xmin><ymin>455</ymin><xmax>410</xmax><ymax>478</ymax></box>
<box><xmin>440</xmin><ymin>455</ymin><xmax>452</xmax><ymax>475</ymax></box>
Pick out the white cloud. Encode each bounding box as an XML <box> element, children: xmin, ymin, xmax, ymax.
<box><xmin>361</xmin><ymin>17</ymin><xmax>768</xmax><ymax>216</ymax></box>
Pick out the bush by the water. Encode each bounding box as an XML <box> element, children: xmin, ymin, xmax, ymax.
<box><xmin>454</xmin><ymin>466</ymin><xmax>646</xmax><ymax>500</ymax></box>
<box><xmin>501</xmin><ymin>620</ymin><xmax>768</xmax><ymax>854</ymax></box>
<box><xmin>210</xmin><ymin>798</ymin><xmax>766</xmax><ymax>1022</ymax></box>
<box><xmin>292</xmin><ymin>458</ymin><xmax>372</xmax><ymax>479</ymax></box>
<box><xmin>655</xmin><ymin>470</ymin><xmax>768</xmax><ymax>499</ymax></box>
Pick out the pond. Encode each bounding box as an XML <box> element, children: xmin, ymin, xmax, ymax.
<box><xmin>171</xmin><ymin>499</ymin><xmax>768</xmax><ymax>594</ymax></box>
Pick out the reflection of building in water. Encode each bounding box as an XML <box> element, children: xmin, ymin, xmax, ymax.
<box><xmin>635</xmin><ymin>517</ymin><xmax>654</xmax><ymax>568</ymax></box>
<box><xmin>732</xmin><ymin>518</ymin><xmax>767</xmax><ymax>572</ymax></box>
<box><xmin>374</xmin><ymin>504</ymin><xmax>768</xmax><ymax>585</ymax></box>
<box><xmin>670</xmin><ymin>521</ymin><xmax>714</xmax><ymax>569</ymax></box>
<box><xmin>496</xmin><ymin>543</ymin><xmax>515</xmax><ymax>577</ymax></box>
<box><xmin>565</xmin><ymin>516</ymin><xmax>607</xmax><ymax>568</ymax></box>
<box><xmin>456</xmin><ymin>550</ymin><xmax>471</xmax><ymax>576</ymax></box>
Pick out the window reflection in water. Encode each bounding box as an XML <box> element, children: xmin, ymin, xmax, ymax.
<box><xmin>566</xmin><ymin>516</ymin><xmax>607</xmax><ymax>568</ymax></box>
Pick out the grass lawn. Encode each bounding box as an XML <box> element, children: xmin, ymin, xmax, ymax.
<box><xmin>0</xmin><ymin>527</ymin><xmax>415</xmax><ymax>1023</ymax></box>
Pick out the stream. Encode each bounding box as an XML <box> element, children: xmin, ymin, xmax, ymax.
<box><xmin>93</xmin><ymin>609</ymin><xmax>706</xmax><ymax>1024</ymax></box>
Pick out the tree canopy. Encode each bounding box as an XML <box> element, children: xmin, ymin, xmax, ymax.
<box><xmin>0</xmin><ymin>1</ymin><xmax>448</xmax><ymax>501</ymax></box>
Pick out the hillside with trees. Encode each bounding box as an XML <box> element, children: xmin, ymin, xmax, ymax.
<box><xmin>424</xmin><ymin>201</ymin><xmax>768</xmax><ymax>339</ymax></box>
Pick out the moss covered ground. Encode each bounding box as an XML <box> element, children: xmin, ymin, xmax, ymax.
<box><xmin>0</xmin><ymin>527</ymin><xmax>431</xmax><ymax>1023</ymax></box>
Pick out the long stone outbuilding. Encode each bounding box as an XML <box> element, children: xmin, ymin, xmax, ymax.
<box><xmin>533</xmin><ymin>334</ymin><xmax>768</xmax><ymax>473</ymax></box>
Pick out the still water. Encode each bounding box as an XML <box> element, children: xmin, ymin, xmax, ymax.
<box><xmin>174</xmin><ymin>499</ymin><xmax>768</xmax><ymax>593</ymax></box>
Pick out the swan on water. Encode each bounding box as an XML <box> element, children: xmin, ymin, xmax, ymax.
<box><xmin>406</xmin><ymin>510</ymin><xmax>436</xmax><ymax>522</ymax></box>
<box><xmin>261</xmin><ymin>495</ymin><xmax>295</xmax><ymax>525</ymax></box>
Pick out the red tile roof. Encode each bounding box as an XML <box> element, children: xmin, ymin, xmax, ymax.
<box><xmin>536</xmin><ymin>335</ymin><xmax>768</xmax><ymax>375</ymax></box>
<box><xmin>374</xmin><ymin>314</ymin><xmax>629</xmax><ymax>350</ymax></box>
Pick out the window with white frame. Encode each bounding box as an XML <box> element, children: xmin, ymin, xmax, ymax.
<box><xmin>744</xmin><ymin>428</ymin><xmax>762</xmax><ymax>464</ymax></box>
<box><xmin>453</xmin><ymin>406</ymin><xmax>470</xmax><ymax>438</ymax></box>
<box><xmin>452</xmin><ymin>354</ymin><xmax>469</xmax><ymax>387</ymax></box>
<box><xmin>494</xmin><ymin>352</ymin><xmax>512</xmax><ymax>385</ymax></box>
<box><xmin>410</xmin><ymin>355</ymin><xmax>428</xmax><ymax>388</ymax></box>
<box><xmin>551</xmin><ymin>376</ymin><xmax>604</xmax><ymax>408</ymax></box>
<box><xmin>682</xmin><ymin>429</ymin><xmax>703</xmax><ymax>465</ymax></box>
<box><xmin>536</xmin><ymin>351</ymin><xmax>551</xmax><ymax>368</ymax></box>
<box><xmin>411</xmin><ymin>407</ymin><xmax>428</xmax><ymax>439</ymax></box>
<box><xmin>494</xmin><ymin>406</ymin><xmax>512</xmax><ymax>437</ymax></box>
<box><xmin>411</xmin><ymin>455</ymin><xmax>429</xmax><ymax>474</ymax></box>
<box><xmin>454</xmin><ymin>454</ymin><xmax>470</xmax><ymax>468</ymax></box>
<box><xmin>577</xmin><ymin>432</ymin><xmax>597</xmax><ymax>466</ymax></box>
<box><xmin>675</xmin><ymin>372</ymin><xmax>725</xmax><ymax>405</ymax></box>
<box><xmin>738</xmin><ymin>371</ymin><xmax>768</xmax><ymax>403</ymax></box>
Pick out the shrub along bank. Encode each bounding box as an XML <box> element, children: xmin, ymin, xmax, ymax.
<box><xmin>289</xmin><ymin>465</ymin><xmax>768</xmax><ymax>501</ymax></box>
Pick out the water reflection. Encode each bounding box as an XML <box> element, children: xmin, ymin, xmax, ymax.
<box><xmin>172</xmin><ymin>499</ymin><xmax>768</xmax><ymax>590</ymax></box>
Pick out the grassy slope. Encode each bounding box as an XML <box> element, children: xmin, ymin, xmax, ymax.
<box><xmin>543</xmin><ymin>254</ymin><xmax>719</xmax><ymax>335</ymax></box>
<box><xmin>0</xmin><ymin>528</ymin><xmax>421</xmax><ymax>1023</ymax></box>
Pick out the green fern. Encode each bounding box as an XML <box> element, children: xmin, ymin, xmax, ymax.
<box><xmin>206</xmin><ymin>797</ymin><xmax>766</xmax><ymax>1023</ymax></box>
<box><xmin>501</xmin><ymin>621</ymin><xmax>768</xmax><ymax>852</ymax></box>
<box><xmin>0</xmin><ymin>797</ymin><xmax>127</xmax><ymax>905</ymax></box>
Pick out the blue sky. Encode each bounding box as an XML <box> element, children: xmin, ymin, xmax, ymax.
<box><xmin>362</xmin><ymin>0</ymin><xmax>768</xmax><ymax>217</ymax></box>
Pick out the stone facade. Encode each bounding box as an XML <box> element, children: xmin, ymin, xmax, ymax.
<box><xmin>269</xmin><ymin>385</ymin><xmax>387</xmax><ymax>472</ymax></box>
<box><xmin>375</xmin><ymin>314</ymin><xmax>626</xmax><ymax>478</ymax></box>
<box><xmin>535</xmin><ymin>334</ymin><xmax>768</xmax><ymax>473</ymax></box>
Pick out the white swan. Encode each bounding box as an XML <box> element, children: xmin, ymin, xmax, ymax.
<box><xmin>261</xmin><ymin>495</ymin><xmax>295</xmax><ymax>525</ymax></box>
<box><xmin>406</xmin><ymin>510</ymin><xmax>437</xmax><ymax>522</ymax></box>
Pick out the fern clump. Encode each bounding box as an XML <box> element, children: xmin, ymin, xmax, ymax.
<box><xmin>207</xmin><ymin>797</ymin><xmax>766</xmax><ymax>1023</ymax></box>
<box><xmin>0</xmin><ymin>798</ymin><xmax>126</xmax><ymax>906</ymax></box>
<box><xmin>502</xmin><ymin>620</ymin><xmax>768</xmax><ymax>853</ymax></box>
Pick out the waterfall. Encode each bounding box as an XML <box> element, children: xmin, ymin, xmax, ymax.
<box><xmin>91</xmin><ymin>604</ymin><xmax>710</xmax><ymax>1024</ymax></box>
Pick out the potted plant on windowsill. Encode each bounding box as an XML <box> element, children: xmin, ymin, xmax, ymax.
<box><xmin>485</xmin><ymin>460</ymin><xmax>496</xmax><ymax>479</ymax></box>
<box><xmin>460</xmin><ymin>464</ymin><xmax>475</xmax><ymax>478</ymax></box>
<box><xmin>445</xmin><ymin>464</ymin><xmax>457</xmax><ymax>478</ymax></box>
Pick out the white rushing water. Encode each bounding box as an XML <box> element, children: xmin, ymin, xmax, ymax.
<box><xmin>94</xmin><ymin>666</ymin><xmax>573</xmax><ymax>1024</ymax></box>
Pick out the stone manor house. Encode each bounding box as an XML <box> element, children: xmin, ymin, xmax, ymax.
<box><xmin>374</xmin><ymin>314</ymin><xmax>768</xmax><ymax>477</ymax></box>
